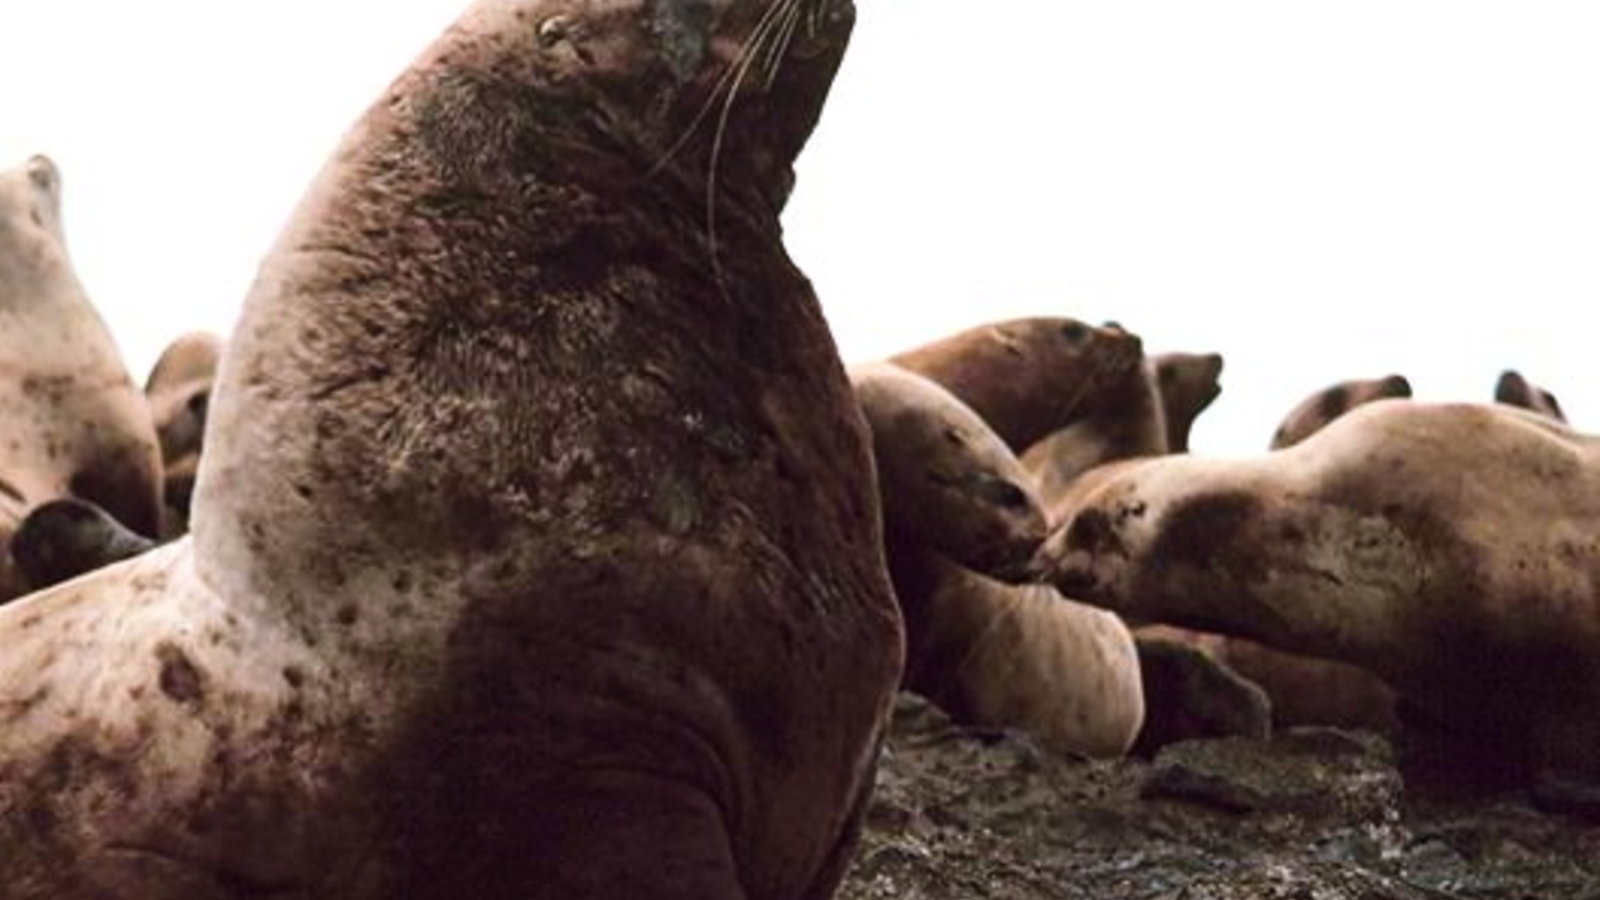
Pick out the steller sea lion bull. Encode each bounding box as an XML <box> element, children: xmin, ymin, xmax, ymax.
<box><xmin>0</xmin><ymin>2</ymin><xmax>902</xmax><ymax>897</ymax></box>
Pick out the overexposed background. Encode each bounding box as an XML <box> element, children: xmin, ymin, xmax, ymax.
<box><xmin>2</xmin><ymin>2</ymin><xmax>1597</xmax><ymax>453</ymax></box>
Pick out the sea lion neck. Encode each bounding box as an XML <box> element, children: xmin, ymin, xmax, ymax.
<box><xmin>191</xmin><ymin>2</ymin><xmax>853</xmax><ymax>643</ymax></box>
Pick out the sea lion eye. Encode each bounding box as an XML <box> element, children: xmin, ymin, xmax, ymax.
<box><xmin>1061</xmin><ymin>323</ymin><xmax>1090</xmax><ymax>343</ymax></box>
<box><xmin>976</xmin><ymin>477</ymin><xmax>1032</xmax><ymax>511</ymax></box>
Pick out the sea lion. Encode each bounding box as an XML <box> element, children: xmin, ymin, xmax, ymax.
<box><xmin>1129</xmin><ymin>631</ymin><xmax>1271</xmax><ymax>758</ymax></box>
<box><xmin>10</xmin><ymin>497</ymin><xmax>156</xmax><ymax>590</ymax></box>
<box><xmin>891</xmin><ymin>317</ymin><xmax>1144</xmax><ymax>453</ymax></box>
<box><xmin>144</xmin><ymin>332</ymin><xmax>224</xmax><ymax>537</ymax></box>
<box><xmin>1495</xmin><ymin>369</ymin><xmax>1567</xmax><ymax>423</ymax></box>
<box><xmin>1041</xmin><ymin>400</ymin><xmax>1600</xmax><ymax>782</ymax></box>
<box><xmin>0</xmin><ymin>154</ymin><xmax>164</xmax><ymax>600</ymax></box>
<box><xmin>1152</xmin><ymin>351</ymin><xmax>1224</xmax><ymax>453</ymax></box>
<box><xmin>851</xmin><ymin>361</ymin><xmax>1045</xmax><ymax>579</ymax></box>
<box><xmin>1270</xmin><ymin>374</ymin><xmax>1412</xmax><ymax>449</ymax></box>
<box><xmin>0</xmin><ymin>2</ymin><xmax>901</xmax><ymax>898</ymax></box>
<box><xmin>896</xmin><ymin>554</ymin><xmax>1146</xmax><ymax>758</ymax></box>
<box><xmin>852</xmin><ymin>363</ymin><xmax>1143</xmax><ymax>758</ymax></box>
<box><xmin>1020</xmin><ymin>352</ymin><xmax>1168</xmax><ymax>511</ymax></box>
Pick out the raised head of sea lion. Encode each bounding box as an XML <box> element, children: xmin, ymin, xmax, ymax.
<box><xmin>144</xmin><ymin>331</ymin><xmax>223</xmax><ymax>537</ymax></box>
<box><xmin>0</xmin><ymin>154</ymin><xmax>163</xmax><ymax>600</ymax></box>
<box><xmin>1270</xmin><ymin>373</ymin><xmax>1412</xmax><ymax>449</ymax></box>
<box><xmin>1041</xmin><ymin>400</ymin><xmax>1600</xmax><ymax>783</ymax></box>
<box><xmin>1495</xmin><ymin>369</ymin><xmax>1567</xmax><ymax>423</ymax></box>
<box><xmin>891</xmin><ymin>317</ymin><xmax>1144</xmax><ymax>453</ymax></box>
<box><xmin>0</xmin><ymin>2</ymin><xmax>900</xmax><ymax>898</ymax></box>
<box><xmin>10</xmin><ymin>497</ymin><xmax>156</xmax><ymax>591</ymax></box>
<box><xmin>1152</xmin><ymin>351</ymin><xmax>1224</xmax><ymax>453</ymax></box>
<box><xmin>852</xmin><ymin>361</ymin><xmax>1046</xmax><ymax>582</ymax></box>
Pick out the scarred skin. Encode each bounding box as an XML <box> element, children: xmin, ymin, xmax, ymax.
<box><xmin>0</xmin><ymin>2</ymin><xmax>901</xmax><ymax>898</ymax></box>
<box><xmin>1042</xmin><ymin>400</ymin><xmax>1600</xmax><ymax>782</ymax></box>
<box><xmin>0</xmin><ymin>156</ymin><xmax>163</xmax><ymax>598</ymax></box>
<box><xmin>892</xmin><ymin>318</ymin><xmax>1144</xmax><ymax>454</ymax></box>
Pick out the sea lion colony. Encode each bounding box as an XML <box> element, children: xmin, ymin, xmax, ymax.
<box><xmin>0</xmin><ymin>0</ymin><xmax>1595</xmax><ymax>894</ymax></box>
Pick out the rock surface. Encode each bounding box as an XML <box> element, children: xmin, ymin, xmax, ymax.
<box><xmin>840</xmin><ymin>695</ymin><xmax>1600</xmax><ymax>899</ymax></box>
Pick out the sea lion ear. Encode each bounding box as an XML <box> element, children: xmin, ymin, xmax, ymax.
<box><xmin>23</xmin><ymin>155</ymin><xmax>63</xmax><ymax>235</ymax></box>
<box><xmin>26</xmin><ymin>156</ymin><xmax>59</xmax><ymax>202</ymax></box>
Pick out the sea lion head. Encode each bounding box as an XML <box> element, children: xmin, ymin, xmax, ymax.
<box><xmin>852</xmin><ymin>362</ymin><xmax>1048</xmax><ymax>582</ymax></box>
<box><xmin>1036</xmin><ymin>457</ymin><xmax>1277</xmax><ymax>633</ymax></box>
<box><xmin>0</xmin><ymin>154</ymin><xmax>68</xmax><ymax>277</ymax></box>
<box><xmin>1270</xmin><ymin>373</ymin><xmax>1412</xmax><ymax>450</ymax></box>
<box><xmin>145</xmin><ymin>332</ymin><xmax>223</xmax><ymax>466</ymax></box>
<box><xmin>10</xmin><ymin>497</ymin><xmax>156</xmax><ymax>593</ymax></box>
<box><xmin>418</xmin><ymin>0</ymin><xmax>854</xmax><ymax>208</ymax></box>
<box><xmin>1495</xmin><ymin>370</ymin><xmax>1567</xmax><ymax>424</ymax></box>
<box><xmin>1151</xmin><ymin>351</ymin><xmax>1224</xmax><ymax>453</ymax></box>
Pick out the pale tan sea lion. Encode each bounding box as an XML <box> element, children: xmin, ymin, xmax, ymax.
<box><xmin>1270</xmin><ymin>373</ymin><xmax>1412</xmax><ymax>449</ymax></box>
<box><xmin>891</xmin><ymin>317</ymin><xmax>1144</xmax><ymax>453</ymax></box>
<box><xmin>0</xmin><ymin>155</ymin><xmax>164</xmax><ymax>599</ymax></box>
<box><xmin>893</xmin><ymin>551</ymin><xmax>1146</xmax><ymax>759</ymax></box>
<box><xmin>143</xmin><ymin>331</ymin><xmax>223</xmax><ymax>538</ymax></box>
<box><xmin>1042</xmin><ymin>400</ymin><xmax>1600</xmax><ymax>782</ymax></box>
<box><xmin>852</xmin><ymin>361</ymin><xmax>1045</xmax><ymax>580</ymax></box>
<box><xmin>0</xmin><ymin>2</ymin><xmax>901</xmax><ymax>898</ymax></box>
<box><xmin>1495</xmin><ymin>369</ymin><xmax>1567</xmax><ymax>423</ymax></box>
<box><xmin>853</xmin><ymin>364</ymin><xmax>1142</xmax><ymax>757</ymax></box>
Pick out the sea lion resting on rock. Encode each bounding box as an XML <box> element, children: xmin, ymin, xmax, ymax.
<box><xmin>1042</xmin><ymin>399</ymin><xmax>1600</xmax><ymax>783</ymax></box>
<box><xmin>1495</xmin><ymin>370</ymin><xmax>1566</xmax><ymax>423</ymax></box>
<box><xmin>0</xmin><ymin>1</ymin><xmax>901</xmax><ymax>897</ymax></box>
<box><xmin>144</xmin><ymin>332</ymin><xmax>223</xmax><ymax>538</ymax></box>
<box><xmin>892</xmin><ymin>317</ymin><xmax>1143</xmax><ymax>454</ymax></box>
<box><xmin>0</xmin><ymin>155</ymin><xmax>163</xmax><ymax>599</ymax></box>
<box><xmin>853</xmin><ymin>362</ymin><xmax>1143</xmax><ymax>758</ymax></box>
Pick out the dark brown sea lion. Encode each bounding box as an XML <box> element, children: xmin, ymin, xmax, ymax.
<box><xmin>0</xmin><ymin>2</ymin><xmax>901</xmax><ymax>898</ymax></box>
<box><xmin>1495</xmin><ymin>369</ymin><xmax>1567</xmax><ymax>423</ymax></box>
<box><xmin>1270</xmin><ymin>374</ymin><xmax>1412</xmax><ymax>450</ymax></box>
<box><xmin>891</xmin><ymin>317</ymin><xmax>1144</xmax><ymax>453</ymax></box>
<box><xmin>1041</xmin><ymin>400</ymin><xmax>1600</xmax><ymax>783</ymax></box>
<box><xmin>853</xmin><ymin>363</ymin><xmax>1143</xmax><ymax>757</ymax></box>
<box><xmin>144</xmin><ymin>332</ymin><xmax>223</xmax><ymax>538</ymax></box>
<box><xmin>0</xmin><ymin>155</ymin><xmax>164</xmax><ymax>601</ymax></box>
<box><xmin>10</xmin><ymin>497</ymin><xmax>156</xmax><ymax>590</ymax></box>
<box><xmin>1129</xmin><ymin>630</ymin><xmax>1271</xmax><ymax>758</ymax></box>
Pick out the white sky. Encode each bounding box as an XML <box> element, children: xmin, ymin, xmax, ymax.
<box><xmin>3</xmin><ymin>2</ymin><xmax>1598</xmax><ymax>454</ymax></box>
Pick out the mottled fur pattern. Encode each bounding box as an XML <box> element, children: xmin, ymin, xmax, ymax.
<box><xmin>0</xmin><ymin>2</ymin><xmax>899</xmax><ymax>898</ymax></box>
<box><xmin>0</xmin><ymin>156</ymin><xmax>163</xmax><ymax>599</ymax></box>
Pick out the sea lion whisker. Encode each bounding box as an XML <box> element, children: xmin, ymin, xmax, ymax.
<box><xmin>762</xmin><ymin>0</ymin><xmax>805</xmax><ymax>87</ymax></box>
<box><xmin>650</xmin><ymin>0</ymin><xmax>791</xmax><ymax>176</ymax></box>
<box><xmin>704</xmin><ymin>2</ymin><xmax>790</xmax><ymax>292</ymax></box>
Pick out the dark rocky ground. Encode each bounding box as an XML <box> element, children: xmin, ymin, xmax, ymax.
<box><xmin>839</xmin><ymin>696</ymin><xmax>1600</xmax><ymax>900</ymax></box>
